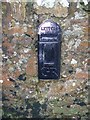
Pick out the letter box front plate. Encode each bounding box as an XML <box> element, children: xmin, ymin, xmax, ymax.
<box><xmin>38</xmin><ymin>20</ymin><xmax>61</xmax><ymax>79</ymax></box>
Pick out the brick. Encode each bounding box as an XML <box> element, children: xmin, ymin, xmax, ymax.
<box><xmin>86</xmin><ymin>58</ymin><xmax>90</xmax><ymax>65</ymax></box>
<box><xmin>8</xmin><ymin>26</ymin><xmax>24</xmax><ymax>35</ymax></box>
<box><xmin>3</xmin><ymin>41</ymin><xmax>11</xmax><ymax>48</ymax></box>
<box><xmin>80</xmin><ymin>20</ymin><xmax>88</xmax><ymax>27</ymax></box>
<box><xmin>26</xmin><ymin>53</ymin><xmax>37</xmax><ymax>76</ymax></box>
<box><xmin>2</xmin><ymin>73</ymin><xmax>14</xmax><ymax>87</ymax></box>
<box><xmin>27</xmin><ymin>27</ymin><xmax>36</xmax><ymax>38</ymax></box>
<box><xmin>70</xmin><ymin>19</ymin><xmax>82</xmax><ymax>24</ymax></box>
<box><xmin>79</xmin><ymin>41</ymin><xmax>90</xmax><ymax>48</ymax></box>
<box><xmin>75</xmin><ymin>72</ymin><xmax>88</xmax><ymax>79</ymax></box>
<box><xmin>14</xmin><ymin>70</ymin><xmax>21</xmax><ymax>78</ymax></box>
<box><xmin>47</xmin><ymin>83</ymin><xmax>64</xmax><ymax>97</ymax></box>
<box><xmin>83</xmin><ymin>27</ymin><xmax>90</xmax><ymax>34</ymax></box>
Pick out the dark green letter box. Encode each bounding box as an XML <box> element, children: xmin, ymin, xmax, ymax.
<box><xmin>38</xmin><ymin>20</ymin><xmax>62</xmax><ymax>79</ymax></box>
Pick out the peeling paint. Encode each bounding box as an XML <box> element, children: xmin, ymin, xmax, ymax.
<box><xmin>74</xmin><ymin>39</ymin><xmax>81</xmax><ymax>49</ymax></box>
<box><xmin>36</xmin><ymin>0</ymin><xmax>56</xmax><ymax>8</ymax></box>
<box><xmin>71</xmin><ymin>59</ymin><xmax>77</xmax><ymax>65</ymax></box>
<box><xmin>59</xmin><ymin>0</ymin><xmax>69</xmax><ymax>7</ymax></box>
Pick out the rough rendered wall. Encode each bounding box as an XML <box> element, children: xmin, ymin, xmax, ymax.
<box><xmin>2</xmin><ymin>1</ymin><xmax>89</xmax><ymax>119</ymax></box>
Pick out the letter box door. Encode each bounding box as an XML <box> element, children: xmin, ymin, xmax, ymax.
<box><xmin>38</xmin><ymin>20</ymin><xmax>61</xmax><ymax>79</ymax></box>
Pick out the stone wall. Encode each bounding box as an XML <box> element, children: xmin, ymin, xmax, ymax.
<box><xmin>2</xmin><ymin>1</ymin><xmax>89</xmax><ymax>119</ymax></box>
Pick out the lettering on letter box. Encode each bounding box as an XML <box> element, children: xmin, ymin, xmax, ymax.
<box><xmin>38</xmin><ymin>19</ymin><xmax>62</xmax><ymax>79</ymax></box>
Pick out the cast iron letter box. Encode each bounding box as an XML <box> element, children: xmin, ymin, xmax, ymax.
<box><xmin>38</xmin><ymin>20</ymin><xmax>62</xmax><ymax>79</ymax></box>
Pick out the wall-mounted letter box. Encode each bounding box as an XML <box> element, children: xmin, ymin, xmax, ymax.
<box><xmin>38</xmin><ymin>19</ymin><xmax>62</xmax><ymax>79</ymax></box>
